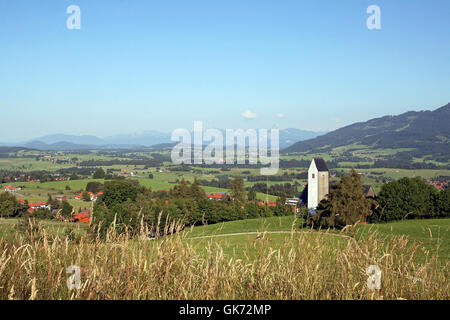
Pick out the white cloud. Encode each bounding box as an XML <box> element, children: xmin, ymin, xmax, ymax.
<box><xmin>276</xmin><ymin>113</ymin><xmax>285</xmax><ymax>118</ymax></box>
<box><xmin>241</xmin><ymin>110</ymin><xmax>258</xmax><ymax>119</ymax></box>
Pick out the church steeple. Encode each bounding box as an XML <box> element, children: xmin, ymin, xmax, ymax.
<box><xmin>307</xmin><ymin>158</ymin><xmax>329</xmax><ymax>209</ymax></box>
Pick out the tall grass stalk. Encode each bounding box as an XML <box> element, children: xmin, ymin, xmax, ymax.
<box><xmin>0</xmin><ymin>218</ymin><xmax>448</xmax><ymax>300</ymax></box>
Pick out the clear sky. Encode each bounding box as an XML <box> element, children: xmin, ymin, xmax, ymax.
<box><xmin>1</xmin><ymin>0</ymin><xmax>449</xmax><ymax>142</ymax></box>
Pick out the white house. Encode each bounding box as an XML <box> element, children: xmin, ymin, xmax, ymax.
<box><xmin>285</xmin><ymin>197</ymin><xmax>300</xmax><ymax>206</ymax></box>
<box><xmin>307</xmin><ymin>158</ymin><xmax>329</xmax><ymax>209</ymax></box>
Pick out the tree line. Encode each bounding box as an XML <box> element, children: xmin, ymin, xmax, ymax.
<box><xmin>92</xmin><ymin>177</ymin><xmax>293</xmax><ymax>236</ymax></box>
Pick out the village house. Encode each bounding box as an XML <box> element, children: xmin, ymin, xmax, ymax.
<box><xmin>55</xmin><ymin>195</ymin><xmax>67</xmax><ymax>201</ymax></box>
<box><xmin>4</xmin><ymin>184</ymin><xmax>21</xmax><ymax>192</ymax></box>
<box><xmin>206</xmin><ymin>192</ymin><xmax>227</xmax><ymax>200</ymax></box>
<box><xmin>75</xmin><ymin>191</ymin><xmax>103</xmax><ymax>201</ymax></box>
<box><xmin>257</xmin><ymin>201</ymin><xmax>276</xmax><ymax>207</ymax></box>
<box><xmin>427</xmin><ymin>179</ymin><xmax>448</xmax><ymax>190</ymax></box>
<box><xmin>27</xmin><ymin>201</ymin><xmax>51</xmax><ymax>213</ymax></box>
<box><xmin>285</xmin><ymin>197</ymin><xmax>300</xmax><ymax>213</ymax></box>
<box><xmin>70</xmin><ymin>210</ymin><xmax>91</xmax><ymax>223</ymax></box>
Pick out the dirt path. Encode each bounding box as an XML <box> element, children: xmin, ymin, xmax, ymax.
<box><xmin>185</xmin><ymin>230</ymin><xmax>354</xmax><ymax>241</ymax></box>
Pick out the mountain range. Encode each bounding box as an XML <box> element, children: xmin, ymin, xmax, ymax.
<box><xmin>0</xmin><ymin>128</ymin><xmax>326</xmax><ymax>151</ymax></box>
<box><xmin>3</xmin><ymin>103</ymin><xmax>449</xmax><ymax>159</ymax></box>
<box><xmin>284</xmin><ymin>102</ymin><xmax>450</xmax><ymax>161</ymax></box>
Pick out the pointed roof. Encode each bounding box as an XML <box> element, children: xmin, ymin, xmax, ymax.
<box><xmin>313</xmin><ymin>158</ymin><xmax>328</xmax><ymax>172</ymax></box>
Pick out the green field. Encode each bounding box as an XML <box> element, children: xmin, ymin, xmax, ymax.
<box><xmin>3</xmin><ymin>215</ymin><xmax>448</xmax><ymax>262</ymax></box>
<box><xmin>0</xmin><ymin>218</ymin><xmax>88</xmax><ymax>242</ymax></box>
<box><xmin>182</xmin><ymin>216</ymin><xmax>450</xmax><ymax>263</ymax></box>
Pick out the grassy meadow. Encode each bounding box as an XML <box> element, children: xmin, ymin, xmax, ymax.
<box><xmin>0</xmin><ymin>216</ymin><xmax>448</xmax><ymax>299</ymax></box>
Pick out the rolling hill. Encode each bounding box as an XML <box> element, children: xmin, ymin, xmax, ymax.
<box><xmin>284</xmin><ymin>103</ymin><xmax>450</xmax><ymax>161</ymax></box>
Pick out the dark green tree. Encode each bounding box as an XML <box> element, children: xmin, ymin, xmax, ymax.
<box><xmin>374</xmin><ymin>177</ymin><xmax>438</xmax><ymax>222</ymax></box>
<box><xmin>247</xmin><ymin>189</ymin><xmax>257</xmax><ymax>202</ymax></box>
<box><xmin>314</xmin><ymin>169</ymin><xmax>373</xmax><ymax>228</ymax></box>
<box><xmin>86</xmin><ymin>181</ymin><xmax>103</xmax><ymax>194</ymax></box>
<box><xmin>189</xmin><ymin>178</ymin><xmax>206</xmax><ymax>199</ymax></box>
<box><xmin>436</xmin><ymin>188</ymin><xmax>450</xmax><ymax>217</ymax></box>
<box><xmin>61</xmin><ymin>201</ymin><xmax>73</xmax><ymax>218</ymax></box>
<box><xmin>0</xmin><ymin>193</ymin><xmax>27</xmax><ymax>218</ymax></box>
<box><xmin>103</xmin><ymin>180</ymin><xmax>141</xmax><ymax>207</ymax></box>
<box><xmin>93</xmin><ymin>168</ymin><xmax>106</xmax><ymax>179</ymax></box>
<box><xmin>230</xmin><ymin>177</ymin><xmax>246</xmax><ymax>203</ymax></box>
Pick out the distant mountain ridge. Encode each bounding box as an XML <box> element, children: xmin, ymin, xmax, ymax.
<box><xmin>284</xmin><ymin>103</ymin><xmax>450</xmax><ymax>160</ymax></box>
<box><xmin>1</xmin><ymin>128</ymin><xmax>325</xmax><ymax>151</ymax></box>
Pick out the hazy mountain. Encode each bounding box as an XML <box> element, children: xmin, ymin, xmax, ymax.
<box><xmin>1</xmin><ymin>128</ymin><xmax>325</xmax><ymax>150</ymax></box>
<box><xmin>31</xmin><ymin>134</ymin><xmax>105</xmax><ymax>146</ymax></box>
<box><xmin>103</xmin><ymin>128</ymin><xmax>323</xmax><ymax>148</ymax></box>
<box><xmin>284</xmin><ymin>103</ymin><xmax>450</xmax><ymax>159</ymax></box>
<box><xmin>278</xmin><ymin>128</ymin><xmax>327</xmax><ymax>149</ymax></box>
<box><xmin>103</xmin><ymin>131</ymin><xmax>172</xmax><ymax>146</ymax></box>
<box><xmin>23</xmin><ymin>140</ymin><xmax>99</xmax><ymax>151</ymax></box>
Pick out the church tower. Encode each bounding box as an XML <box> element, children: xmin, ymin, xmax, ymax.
<box><xmin>307</xmin><ymin>158</ymin><xmax>329</xmax><ymax>209</ymax></box>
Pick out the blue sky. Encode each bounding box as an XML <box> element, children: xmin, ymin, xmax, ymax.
<box><xmin>1</xmin><ymin>0</ymin><xmax>449</xmax><ymax>142</ymax></box>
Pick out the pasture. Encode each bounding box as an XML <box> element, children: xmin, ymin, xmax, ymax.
<box><xmin>0</xmin><ymin>215</ymin><xmax>447</xmax><ymax>299</ymax></box>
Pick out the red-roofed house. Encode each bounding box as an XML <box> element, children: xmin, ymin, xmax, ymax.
<box><xmin>76</xmin><ymin>191</ymin><xmax>102</xmax><ymax>201</ymax></box>
<box><xmin>207</xmin><ymin>193</ymin><xmax>227</xmax><ymax>200</ymax></box>
<box><xmin>4</xmin><ymin>184</ymin><xmax>19</xmax><ymax>192</ymax></box>
<box><xmin>258</xmin><ymin>201</ymin><xmax>276</xmax><ymax>207</ymax></box>
<box><xmin>27</xmin><ymin>201</ymin><xmax>50</xmax><ymax>211</ymax></box>
<box><xmin>70</xmin><ymin>210</ymin><xmax>90</xmax><ymax>223</ymax></box>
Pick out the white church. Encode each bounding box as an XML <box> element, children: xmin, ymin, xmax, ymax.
<box><xmin>307</xmin><ymin>158</ymin><xmax>329</xmax><ymax>209</ymax></box>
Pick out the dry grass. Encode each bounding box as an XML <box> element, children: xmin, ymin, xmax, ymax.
<box><xmin>0</xmin><ymin>217</ymin><xmax>448</xmax><ymax>300</ymax></box>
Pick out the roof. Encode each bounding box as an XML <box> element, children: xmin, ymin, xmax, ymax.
<box><xmin>71</xmin><ymin>210</ymin><xmax>91</xmax><ymax>223</ymax></box>
<box><xmin>258</xmin><ymin>201</ymin><xmax>276</xmax><ymax>207</ymax></box>
<box><xmin>207</xmin><ymin>193</ymin><xmax>224</xmax><ymax>199</ymax></box>
<box><xmin>313</xmin><ymin>158</ymin><xmax>328</xmax><ymax>172</ymax></box>
<box><xmin>363</xmin><ymin>185</ymin><xmax>375</xmax><ymax>197</ymax></box>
